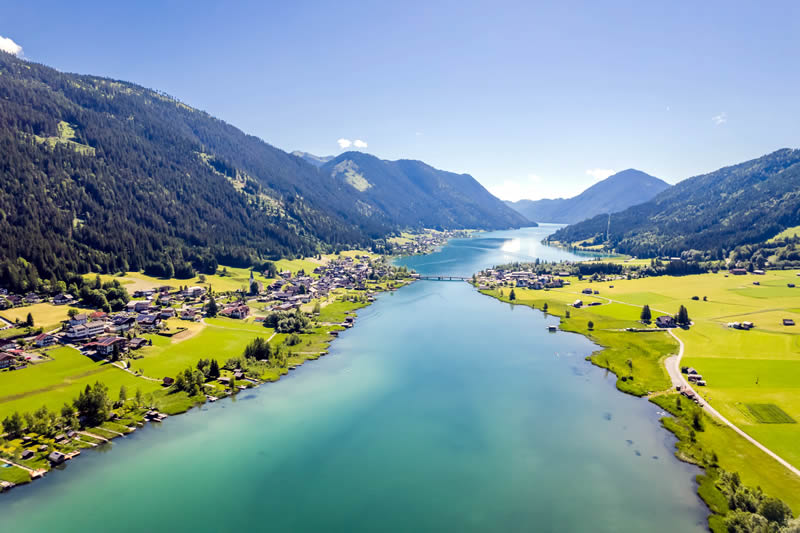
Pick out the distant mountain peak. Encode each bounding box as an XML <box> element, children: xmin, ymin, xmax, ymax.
<box><xmin>291</xmin><ymin>151</ymin><xmax>334</xmax><ymax>167</ymax></box>
<box><xmin>506</xmin><ymin>169</ymin><xmax>670</xmax><ymax>224</ymax></box>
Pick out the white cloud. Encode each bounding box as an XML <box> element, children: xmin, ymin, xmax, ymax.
<box><xmin>712</xmin><ymin>112</ymin><xmax>727</xmax><ymax>125</ymax></box>
<box><xmin>586</xmin><ymin>168</ymin><xmax>616</xmax><ymax>181</ymax></box>
<box><xmin>337</xmin><ymin>138</ymin><xmax>368</xmax><ymax>150</ymax></box>
<box><xmin>0</xmin><ymin>35</ymin><xmax>23</xmax><ymax>56</ymax></box>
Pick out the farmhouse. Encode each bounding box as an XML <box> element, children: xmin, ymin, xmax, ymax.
<box><xmin>730</xmin><ymin>268</ymin><xmax>747</xmax><ymax>275</ymax></box>
<box><xmin>129</xmin><ymin>337</ymin><xmax>148</xmax><ymax>350</ymax></box>
<box><xmin>783</xmin><ymin>318</ymin><xmax>795</xmax><ymax>326</ymax></box>
<box><xmin>53</xmin><ymin>293</ymin><xmax>74</xmax><ymax>305</ymax></box>
<box><xmin>656</xmin><ymin>315</ymin><xmax>676</xmax><ymax>328</ymax></box>
<box><xmin>220</xmin><ymin>303</ymin><xmax>250</xmax><ymax>319</ymax></box>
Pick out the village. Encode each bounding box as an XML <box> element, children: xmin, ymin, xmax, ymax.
<box><xmin>0</xmin><ymin>253</ymin><xmax>414</xmax><ymax>492</ymax></box>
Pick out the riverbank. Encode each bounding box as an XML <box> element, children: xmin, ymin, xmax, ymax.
<box><xmin>473</xmin><ymin>275</ymin><xmax>800</xmax><ymax>531</ymax></box>
<box><xmin>0</xmin><ymin>262</ymin><xmax>415</xmax><ymax>493</ymax></box>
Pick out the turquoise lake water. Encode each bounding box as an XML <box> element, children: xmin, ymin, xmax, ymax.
<box><xmin>0</xmin><ymin>225</ymin><xmax>708</xmax><ymax>532</ymax></box>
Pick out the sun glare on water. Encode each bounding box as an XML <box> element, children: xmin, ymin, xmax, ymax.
<box><xmin>501</xmin><ymin>238</ymin><xmax>520</xmax><ymax>253</ymax></box>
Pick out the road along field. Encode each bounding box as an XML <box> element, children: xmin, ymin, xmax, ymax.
<box><xmin>480</xmin><ymin>268</ymin><xmax>800</xmax><ymax>511</ymax></box>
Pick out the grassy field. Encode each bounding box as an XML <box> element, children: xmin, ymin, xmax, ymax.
<box><xmin>480</xmin><ymin>269</ymin><xmax>800</xmax><ymax>512</ymax></box>
<box><xmin>0</xmin><ymin>347</ymin><xmax>162</xmax><ymax>417</ymax></box>
<box><xmin>1</xmin><ymin>302</ymin><xmax>72</xmax><ymax>329</ymax></box>
<box><xmin>90</xmin><ymin>266</ymin><xmax>272</xmax><ymax>294</ymax></box>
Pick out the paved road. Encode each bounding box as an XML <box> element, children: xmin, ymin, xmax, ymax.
<box><xmin>666</xmin><ymin>329</ymin><xmax>800</xmax><ymax>478</ymax></box>
<box><xmin>553</xmin><ymin>286</ymin><xmax>800</xmax><ymax>478</ymax></box>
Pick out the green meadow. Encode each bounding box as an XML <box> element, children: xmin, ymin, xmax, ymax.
<box><xmin>482</xmin><ymin>268</ymin><xmax>800</xmax><ymax>511</ymax></box>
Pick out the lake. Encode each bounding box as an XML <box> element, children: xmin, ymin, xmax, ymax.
<box><xmin>0</xmin><ymin>225</ymin><xmax>708</xmax><ymax>532</ymax></box>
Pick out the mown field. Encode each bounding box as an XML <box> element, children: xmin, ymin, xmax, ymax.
<box><xmin>482</xmin><ymin>268</ymin><xmax>800</xmax><ymax>512</ymax></box>
<box><xmin>1</xmin><ymin>302</ymin><xmax>72</xmax><ymax>331</ymax></box>
<box><xmin>0</xmin><ymin>346</ymin><xmax>162</xmax><ymax>417</ymax></box>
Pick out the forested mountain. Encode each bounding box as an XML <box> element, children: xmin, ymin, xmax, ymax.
<box><xmin>291</xmin><ymin>151</ymin><xmax>333</xmax><ymax>167</ymax></box>
<box><xmin>505</xmin><ymin>169</ymin><xmax>670</xmax><ymax>223</ymax></box>
<box><xmin>0</xmin><ymin>52</ymin><xmax>522</xmax><ymax>291</ymax></box>
<box><xmin>550</xmin><ymin>149</ymin><xmax>800</xmax><ymax>258</ymax></box>
<box><xmin>319</xmin><ymin>152</ymin><xmax>531</xmax><ymax>229</ymax></box>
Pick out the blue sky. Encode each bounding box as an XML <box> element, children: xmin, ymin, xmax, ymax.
<box><xmin>3</xmin><ymin>1</ymin><xmax>799</xmax><ymax>200</ymax></box>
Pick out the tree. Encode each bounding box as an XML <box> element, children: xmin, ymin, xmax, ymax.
<box><xmin>243</xmin><ymin>337</ymin><xmax>272</xmax><ymax>361</ymax></box>
<box><xmin>588</xmin><ymin>320</ymin><xmax>594</xmax><ymax>330</ymax></box>
<box><xmin>543</xmin><ymin>302</ymin><xmax>548</xmax><ymax>312</ymax></box>
<box><xmin>676</xmin><ymin>305</ymin><xmax>690</xmax><ymax>326</ymax></box>
<box><xmin>135</xmin><ymin>388</ymin><xmax>143</xmax><ymax>407</ymax></box>
<box><xmin>312</xmin><ymin>301</ymin><xmax>321</xmax><ymax>315</ymax></box>
<box><xmin>25</xmin><ymin>312</ymin><xmax>34</xmax><ymax>327</ymax></box>
<box><xmin>74</xmin><ymin>382</ymin><xmax>111</xmax><ymax>427</ymax></box>
<box><xmin>509</xmin><ymin>289</ymin><xmax>516</xmax><ymax>301</ymax></box>
<box><xmin>209</xmin><ymin>359</ymin><xmax>221</xmax><ymax>379</ymax></box>
<box><xmin>68</xmin><ymin>307</ymin><xmax>79</xmax><ymax>319</ymax></box>
<box><xmin>206</xmin><ymin>295</ymin><xmax>219</xmax><ymax>317</ymax></box>
<box><xmin>640</xmin><ymin>304</ymin><xmax>652</xmax><ymax>323</ymax></box>
<box><xmin>111</xmin><ymin>342</ymin><xmax>121</xmax><ymax>362</ymax></box>
<box><xmin>118</xmin><ymin>385</ymin><xmax>128</xmax><ymax>406</ymax></box>
<box><xmin>2</xmin><ymin>411</ymin><xmax>24</xmax><ymax>437</ymax></box>
<box><xmin>565</xmin><ymin>310</ymin><xmax>570</xmax><ymax>318</ymax></box>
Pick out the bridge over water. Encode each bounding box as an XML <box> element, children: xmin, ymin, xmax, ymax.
<box><xmin>415</xmin><ymin>275</ymin><xmax>471</xmax><ymax>282</ymax></box>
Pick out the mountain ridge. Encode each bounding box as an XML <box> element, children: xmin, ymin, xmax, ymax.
<box><xmin>551</xmin><ymin>149</ymin><xmax>800</xmax><ymax>257</ymax></box>
<box><xmin>0</xmin><ymin>52</ymin><xmax>526</xmax><ymax>291</ymax></box>
<box><xmin>505</xmin><ymin>169</ymin><xmax>670</xmax><ymax>224</ymax></box>
<box><xmin>320</xmin><ymin>151</ymin><xmax>533</xmax><ymax>230</ymax></box>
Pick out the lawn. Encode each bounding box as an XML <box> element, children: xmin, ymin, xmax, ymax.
<box><xmin>0</xmin><ymin>346</ymin><xmax>161</xmax><ymax>418</ymax></box>
<box><xmin>134</xmin><ymin>319</ymin><xmax>273</xmax><ymax>379</ymax></box>
<box><xmin>1</xmin><ymin>302</ymin><xmax>73</xmax><ymax>329</ymax></box>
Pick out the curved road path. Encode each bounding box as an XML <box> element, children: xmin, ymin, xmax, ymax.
<box><xmin>551</xmin><ymin>287</ymin><xmax>800</xmax><ymax>478</ymax></box>
<box><xmin>665</xmin><ymin>329</ymin><xmax>800</xmax><ymax>478</ymax></box>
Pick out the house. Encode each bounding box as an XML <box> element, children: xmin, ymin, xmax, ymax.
<box><xmin>34</xmin><ymin>333</ymin><xmax>57</xmax><ymax>348</ymax></box>
<box><xmin>110</xmin><ymin>315</ymin><xmax>136</xmax><ymax>333</ymax></box>
<box><xmin>48</xmin><ymin>451</ymin><xmax>67</xmax><ymax>464</ymax></box>
<box><xmin>126</xmin><ymin>300</ymin><xmax>151</xmax><ymax>313</ymax></box>
<box><xmin>136</xmin><ymin>313</ymin><xmax>161</xmax><ymax>330</ymax></box>
<box><xmin>183</xmin><ymin>286</ymin><xmax>206</xmax><ymax>299</ymax></box>
<box><xmin>69</xmin><ymin>313</ymin><xmax>88</xmax><ymax>326</ymax></box>
<box><xmin>656</xmin><ymin>315</ymin><xmax>677</xmax><ymax>328</ymax></box>
<box><xmin>90</xmin><ymin>311</ymin><xmax>107</xmax><ymax>321</ymax></box>
<box><xmin>95</xmin><ymin>336</ymin><xmax>128</xmax><ymax>357</ymax></box>
<box><xmin>0</xmin><ymin>353</ymin><xmax>15</xmax><ymax>369</ymax></box>
<box><xmin>220</xmin><ymin>304</ymin><xmax>250</xmax><ymax>319</ymax></box>
<box><xmin>20</xmin><ymin>450</ymin><xmax>34</xmax><ymax>460</ymax></box>
<box><xmin>162</xmin><ymin>376</ymin><xmax>175</xmax><ymax>386</ymax></box>
<box><xmin>573</xmin><ymin>299</ymin><xmax>583</xmax><ymax>308</ymax></box>
<box><xmin>753</xmin><ymin>270</ymin><xmax>765</xmax><ymax>275</ymax></box>
<box><xmin>24</xmin><ymin>292</ymin><xmax>41</xmax><ymax>304</ymax></box>
<box><xmin>6</xmin><ymin>294</ymin><xmax>22</xmax><ymax>307</ymax></box>
<box><xmin>181</xmin><ymin>308</ymin><xmax>198</xmax><ymax>320</ymax></box>
<box><xmin>53</xmin><ymin>293</ymin><xmax>74</xmax><ymax>305</ymax></box>
<box><xmin>65</xmin><ymin>320</ymin><xmax>105</xmax><ymax>341</ymax></box>
<box><xmin>158</xmin><ymin>308</ymin><xmax>176</xmax><ymax>319</ymax></box>
<box><xmin>129</xmin><ymin>337</ymin><xmax>148</xmax><ymax>350</ymax></box>
<box><xmin>783</xmin><ymin>319</ymin><xmax>795</xmax><ymax>326</ymax></box>
<box><xmin>730</xmin><ymin>268</ymin><xmax>747</xmax><ymax>275</ymax></box>
<box><xmin>581</xmin><ymin>288</ymin><xmax>593</xmax><ymax>295</ymax></box>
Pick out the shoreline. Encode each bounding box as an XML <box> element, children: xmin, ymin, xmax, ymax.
<box><xmin>0</xmin><ymin>263</ymin><xmax>417</xmax><ymax>494</ymax></box>
<box><xmin>473</xmin><ymin>281</ymin><xmax>800</xmax><ymax>531</ymax></box>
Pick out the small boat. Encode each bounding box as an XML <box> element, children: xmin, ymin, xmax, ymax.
<box><xmin>547</xmin><ymin>326</ymin><xmax>557</xmax><ymax>332</ymax></box>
